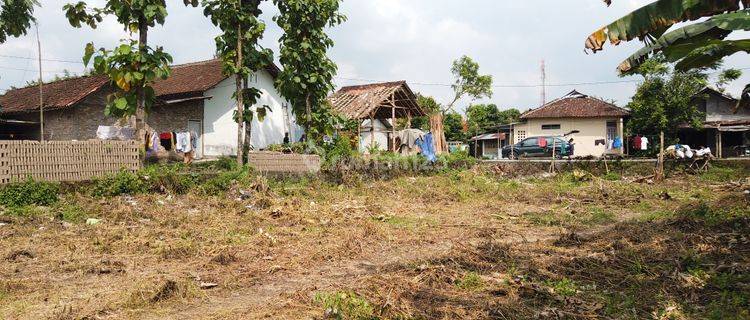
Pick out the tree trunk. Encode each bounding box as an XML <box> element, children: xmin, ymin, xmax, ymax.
<box><xmin>305</xmin><ymin>93</ymin><xmax>312</xmax><ymax>139</ymax></box>
<box><xmin>656</xmin><ymin>130</ymin><xmax>665</xmax><ymax>182</ymax></box>
<box><xmin>235</xmin><ymin>17</ymin><xmax>244</xmax><ymax>167</ymax></box>
<box><xmin>136</xmin><ymin>18</ymin><xmax>148</xmax><ymax>155</ymax></box>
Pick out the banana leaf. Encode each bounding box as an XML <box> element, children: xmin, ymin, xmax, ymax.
<box><xmin>667</xmin><ymin>39</ymin><xmax>750</xmax><ymax>70</ymax></box>
<box><xmin>618</xmin><ymin>10</ymin><xmax>750</xmax><ymax>73</ymax></box>
<box><xmin>586</xmin><ymin>0</ymin><xmax>750</xmax><ymax>52</ymax></box>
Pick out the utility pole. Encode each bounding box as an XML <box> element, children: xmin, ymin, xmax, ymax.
<box><xmin>540</xmin><ymin>60</ymin><xmax>546</xmax><ymax>106</ymax></box>
<box><xmin>35</xmin><ymin>22</ymin><xmax>44</xmax><ymax>142</ymax></box>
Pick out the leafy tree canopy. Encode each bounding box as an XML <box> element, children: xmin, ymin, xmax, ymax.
<box><xmin>626</xmin><ymin>58</ymin><xmax>709</xmax><ymax>139</ymax></box>
<box><xmin>445</xmin><ymin>55</ymin><xmax>493</xmax><ymax>113</ymax></box>
<box><xmin>200</xmin><ymin>0</ymin><xmax>274</xmax><ymax>124</ymax></box>
<box><xmin>443</xmin><ymin>111</ymin><xmax>466</xmax><ymax>142</ymax></box>
<box><xmin>466</xmin><ymin>104</ymin><xmax>521</xmax><ymax>134</ymax></box>
<box><xmin>0</xmin><ymin>0</ymin><xmax>37</xmax><ymax>43</ymax></box>
<box><xmin>64</xmin><ymin>0</ymin><xmax>183</xmax><ymax>119</ymax></box>
<box><xmin>273</xmin><ymin>0</ymin><xmax>346</xmax><ymax>140</ymax></box>
<box><xmin>406</xmin><ymin>94</ymin><xmax>441</xmax><ymax>131</ymax></box>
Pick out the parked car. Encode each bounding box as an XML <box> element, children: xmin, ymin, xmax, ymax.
<box><xmin>502</xmin><ymin>136</ymin><xmax>574</xmax><ymax>159</ymax></box>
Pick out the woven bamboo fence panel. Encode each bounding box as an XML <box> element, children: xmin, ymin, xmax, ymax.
<box><xmin>0</xmin><ymin>140</ymin><xmax>140</xmax><ymax>184</ymax></box>
<box><xmin>248</xmin><ymin>152</ymin><xmax>321</xmax><ymax>174</ymax></box>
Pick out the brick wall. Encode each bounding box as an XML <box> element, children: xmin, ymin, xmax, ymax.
<box><xmin>10</xmin><ymin>87</ymin><xmax>204</xmax><ymax>141</ymax></box>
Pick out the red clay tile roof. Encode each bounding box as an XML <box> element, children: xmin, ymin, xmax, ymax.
<box><xmin>0</xmin><ymin>76</ymin><xmax>108</xmax><ymax>114</ymax></box>
<box><xmin>521</xmin><ymin>90</ymin><xmax>629</xmax><ymax>119</ymax></box>
<box><xmin>152</xmin><ymin>59</ymin><xmax>227</xmax><ymax>99</ymax></box>
<box><xmin>329</xmin><ymin>81</ymin><xmax>425</xmax><ymax>119</ymax></box>
<box><xmin>0</xmin><ymin>59</ymin><xmax>282</xmax><ymax>114</ymax></box>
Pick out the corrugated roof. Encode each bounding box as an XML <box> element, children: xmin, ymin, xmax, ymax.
<box><xmin>521</xmin><ymin>90</ymin><xmax>629</xmax><ymax>119</ymax></box>
<box><xmin>329</xmin><ymin>81</ymin><xmax>425</xmax><ymax>120</ymax></box>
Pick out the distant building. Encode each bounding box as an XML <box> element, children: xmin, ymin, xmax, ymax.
<box><xmin>0</xmin><ymin>59</ymin><xmax>303</xmax><ymax>158</ymax></box>
<box><xmin>514</xmin><ymin>90</ymin><xmax>630</xmax><ymax>157</ymax></box>
<box><xmin>679</xmin><ymin>87</ymin><xmax>750</xmax><ymax>158</ymax></box>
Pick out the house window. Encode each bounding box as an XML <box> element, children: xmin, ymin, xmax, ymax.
<box><xmin>516</xmin><ymin>130</ymin><xmax>526</xmax><ymax>143</ymax></box>
<box><xmin>606</xmin><ymin>121</ymin><xmax>617</xmax><ymax>142</ymax></box>
<box><xmin>542</xmin><ymin>124</ymin><xmax>561</xmax><ymax>130</ymax></box>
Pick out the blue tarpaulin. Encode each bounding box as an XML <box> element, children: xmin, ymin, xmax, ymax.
<box><xmin>416</xmin><ymin>133</ymin><xmax>437</xmax><ymax>163</ymax></box>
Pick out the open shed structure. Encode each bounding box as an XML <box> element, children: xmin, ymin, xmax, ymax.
<box><xmin>329</xmin><ymin>81</ymin><xmax>425</xmax><ymax>152</ymax></box>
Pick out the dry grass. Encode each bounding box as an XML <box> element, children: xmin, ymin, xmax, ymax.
<box><xmin>0</xmin><ymin>165</ymin><xmax>748</xmax><ymax>319</ymax></box>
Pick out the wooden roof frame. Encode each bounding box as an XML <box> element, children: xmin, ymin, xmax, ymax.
<box><xmin>329</xmin><ymin>81</ymin><xmax>426</xmax><ymax>120</ymax></box>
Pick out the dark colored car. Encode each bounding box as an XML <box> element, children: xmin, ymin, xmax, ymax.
<box><xmin>502</xmin><ymin>136</ymin><xmax>574</xmax><ymax>159</ymax></box>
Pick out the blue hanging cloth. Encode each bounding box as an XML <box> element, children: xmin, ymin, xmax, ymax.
<box><xmin>416</xmin><ymin>133</ymin><xmax>437</xmax><ymax>163</ymax></box>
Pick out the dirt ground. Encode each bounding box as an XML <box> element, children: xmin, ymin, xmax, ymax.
<box><xmin>1</xmin><ymin>166</ymin><xmax>749</xmax><ymax>319</ymax></box>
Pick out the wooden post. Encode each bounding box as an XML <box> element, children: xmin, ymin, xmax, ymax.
<box><xmin>370</xmin><ymin>112</ymin><xmax>375</xmax><ymax>153</ymax></box>
<box><xmin>656</xmin><ymin>131</ymin><xmax>665</xmax><ymax>181</ymax></box>
<box><xmin>716</xmin><ymin>126</ymin><xmax>724</xmax><ymax>159</ymax></box>
<box><xmin>357</xmin><ymin>120</ymin><xmax>362</xmax><ymax>152</ymax></box>
<box><xmin>391</xmin><ymin>104</ymin><xmax>396</xmax><ymax>152</ymax></box>
<box><xmin>550</xmin><ymin>138</ymin><xmax>556</xmax><ymax>173</ymax></box>
<box><xmin>35</xmin><ymin>23</ymin><xmax>44</xmax><ymax>142</ymax></box>
<box><xmin>406</xmin><ymin>110</ymin><xmax>412</xmax><ymax>129</ymax></box>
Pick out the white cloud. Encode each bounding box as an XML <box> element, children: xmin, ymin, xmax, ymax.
<box><xmin>1</xmin><ymin>0</ymin><xmax>748</xmax><ymax>113</ymax></box>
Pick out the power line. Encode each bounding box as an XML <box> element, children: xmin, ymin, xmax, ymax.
<box><xmin>0</xmin><ymin>53</ymin><xmax>83</xmax><ymax>64</ymax></box>
<box><xmin>335</xmin><ymin>76</ymin><xmax>640</xmax><ymax>88</ymax></box>
<box><xmin>0</xmin><ymin>65</ymin><xmax>82</xmax><ymax>74</ymax></box>
<box><xmin>336</xmin><ymin>66</ymin><xmax>750</xmax><ymax>89</ymax></box>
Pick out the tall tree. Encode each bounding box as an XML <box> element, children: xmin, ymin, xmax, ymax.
<box><xmin>64</xmin><ymin>0</ymin><xmax>190</xmax><ymax>151</ymax></box>
<box><xmin>627</xmin><ymin>59</ymin><xmax>709</xmax><ymax>140</ymax></box>
<box><xmin>0</xmin><ymin>0</ymin><xmax>37</xmax><ymax>44</ymax></box>
<box><xmin>273</xmin><ymin>0</ymin><xmax>346</xmax><ymax>141</ymax></box>
<box><xmin>196</xmin><ymin>0</ymin><xmax>273</xmax><ymax>166</ymax></box>
<box><xmin>444</xmin><ymin>56</ymin><xmax>493</xmax><ymax>113</ymax></box>
<box><xmin>465</xmin><ymin>104</ymin><xmax>521</xmax><ymax>134</ymax></box>
<box><xmin>443</xmin><ymin>111</ymin><xmax>466</xmax><ymax>142</ymax></box>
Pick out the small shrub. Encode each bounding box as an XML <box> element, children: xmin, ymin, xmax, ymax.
<box><xmin>455</xmin><ymin>272</ymin><xmax>484</xmax><ymax>291</ymax></box>
<box><xmin>0</xmin><ymin>179</ymin><xmax>59</xmax><ymax>208</ymax></box>
<box><xmin>199</xmin><ymin>167</ymin><xmax>251</xmax><ymax>195</ymax></box>
<box><xmin>90</xmin><ymin>170</ymin><xmax>147</xmax><ymax>197</ymax></box>
<box><xmin>545</xmin><ymin>278</ymin><xmax>578</xmax><ymax>297</ymax></box>
<box><xmin>314</xmin><ymin>291</ymin><xmax>376</xmax><ymax>320</ymax></box>
<box><xmin>141</xmin><ymin>164</ymin><xmax>198</xmax><ymax>194</ymax></box>
<box><xmin>438</xmin><ymin>150</ymin><xmax>477</xmax><ymax>170</ymax></box>
<box><xmin>602</xmin><ymin>172</ymin><xmax>622</xmax><ymax>181</ymax></box>
<box><xmin>56</xmin><ymin>203</ymin><xmax>88</xmax><ymax>223</ymax></box>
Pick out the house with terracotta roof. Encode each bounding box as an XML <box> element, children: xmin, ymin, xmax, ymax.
<box><xmin>513</xmin><ymin>90</ymin><xmax>630</xmax><ymax>157</ymax></box>
<box><xmin>0</xmin><ymin>59</ymin><xmax>302</xmax><ymax>158</ymax></box>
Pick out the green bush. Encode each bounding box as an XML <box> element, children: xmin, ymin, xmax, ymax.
<box><xmin>90</xmin><ymin>170</ymin><xmax>147</xmax><ymax>197</ymax></box>
<box><xmin>0</xmin><ymin>179</ymin><xmax>60</xmax><ymax>208</ymax></box>
<box><xmin>199</xmin><ymin>167</ymin><xmax>252</xmax><ymax>195</ymax></box>
<box><xmin>56</xmin><ymin>203</ymin><xmax>88</xmax><ymax>223</ymax></box>
<box><xmin>438</xmin><ymin>150</ymin><xmax>477</xmax><ymax>169</ymax></box>
<box><xmin>314</xmin><ymin>291</ymin><xmax>376</xmax><ymax>320</ymax></box>
<box><xmin>322</xmin><ymin>136</ymin><xmax>357</xmax><ymax>168</ymax></box>
<box><xmin>140</xmin><ymin>164</ymin><xmax>198</xmax><ymax>194</ymax></box>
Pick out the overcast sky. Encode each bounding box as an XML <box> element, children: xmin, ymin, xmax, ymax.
<box><xmin>1</xmin><ymin>0</ymin><xmax>749</xmax><ymax>113</ymax></box>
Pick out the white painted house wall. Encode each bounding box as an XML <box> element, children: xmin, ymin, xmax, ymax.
<box><xmin>359</xmin><ymin>119</ymin><xmax>390</xmax><ymax>154</ymax></box>
<box><xmin>203</xmin><ymin>70</ymin><xmax>303</xmax><ymax>157</ymax></box>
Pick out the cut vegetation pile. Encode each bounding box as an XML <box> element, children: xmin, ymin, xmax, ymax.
<box><xmin>0</xmin><ymin>161</ymin><xmax>748</xmax><ymax>319</ymax></box>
